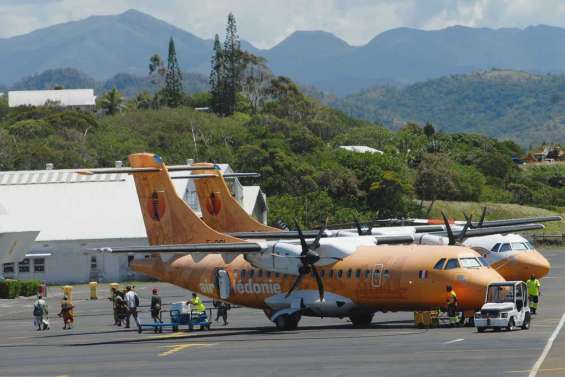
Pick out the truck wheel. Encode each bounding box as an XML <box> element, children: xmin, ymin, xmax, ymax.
<box><xmin>477</xmin><ymin>327</ymin><xmax>485</xmax><ymax>333</ymax></box>
<box><xmin>506</xmin><ymin>318</ymin><xmax>515</xmax><ymax>331</ymax></box>
<box><xmin>521</xmin><ymin>314</ymin><xmax>531</xmax><ymax>330</ymax></box>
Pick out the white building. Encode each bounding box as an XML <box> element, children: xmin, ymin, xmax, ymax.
<box><xmin>339</xmin><ymin>145</ymin><xmax>384</xmax><ymax>154</ymax></box>
<box><xmin>8</xmin><ymin>89</ymin><xmax>96</xmax><ymax>111</ymax></box>
<box><xmin>0</xmin><ymin>163</ymin><xmax>268</xmax><ymax>284</ymax></box>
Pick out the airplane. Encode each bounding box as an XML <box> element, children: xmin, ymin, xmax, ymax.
<box><xmin>91</xmin><ymin>153</ymin><xmax>516</xmax><ymax>330</ymax></box>
<box><xmin>186</xmin><ymin>163</ymin><xmax>552</xmax><ymax>281</ymax></box>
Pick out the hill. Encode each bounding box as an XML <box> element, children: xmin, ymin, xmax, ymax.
<box><xmin>5</xmin><ymin>10</ymin><xmax>565</xmax><ymax>94</ymax></box>
<box><xmin>331</xmin><ymin>69</ymin><xmax>565</xmax><ymax>146</ymax></box>
<box><xmin>7</xmin><ymin>68</ymin><xmax>209</xmax><ymax>97</ymax></box>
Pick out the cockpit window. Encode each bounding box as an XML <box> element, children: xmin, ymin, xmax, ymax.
<box><xmin>525</xmin><ymin>241</ymin><xmax>534</xmax><ymax>250</ymax></box>
<box><xmin>478</xmin><ymin>257</ymin><xmax>489</xmax><ymax>266</ymax></box>
<box><xmin>511</xmin><ymin>242</ymin><xmax>528</xmax><ymax>251</ymax></box>
<box><xmin>433</xmin><ymin>258</ymin><xmax>446</xmax><ymax>270</ymax></box>
<box><xmin>491</xmin><ymin>243</ymin><xmax>501</xmax><ymax>252</ymax></box>
<box><xmin>460</xmin><ymin>258</ymin><xmax>481</xmax><ymax>268</ymax></box>
<box><xmin>444</xmin><ymin>258</ymin><xmax>460</xmax><ymax>270</ymax></box>
<box><xmin>498</xmin><ymin>243</ymin><xmax>511</xmax><ymax>252</ymax></box>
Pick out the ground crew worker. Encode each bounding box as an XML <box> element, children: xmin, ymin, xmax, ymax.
<box><xmin>188</xmin><ymin>292</ymin><xmax>206</xmax><ymax>314</ymax></box>
<box><xmin>527</xmin><ymin>274</ymin><xmax>541</xmax><ymax>315</ymax></box>
<box><xmin>446</xmin><ymin>285</ymin><xmax>459</xmax><ymax>327</ymax></box>
<box><xmin>108</xmin><ymin>287</ymin><xmax>120</xmax><ymax>326</ymax></box>
<box><xmin>150</xmin><ymin>288</ymin><xmax>162</xmax><ymax>324</ymax></box>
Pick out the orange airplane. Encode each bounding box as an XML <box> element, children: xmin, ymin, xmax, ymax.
<box><xmin>91</xmin><ymin>153</ymin><xmax>508</xmax><ymax>330</ymax></box>
<box><xmin>185</xmin><ymin>163</ymin><xmax>551</xmax><ymax>281</ymax></box>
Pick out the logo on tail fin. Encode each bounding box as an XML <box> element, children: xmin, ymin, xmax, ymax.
<box><xmin>205</xmin><ymin>192</ymin><xmax>222</xmax><ymax>216</ymax></box>
<box><xmin>147</xmin><ymin>191</ymin><xmax>166</xmax><ymax>221</ymax></box>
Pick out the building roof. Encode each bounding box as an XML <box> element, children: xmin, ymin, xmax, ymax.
<box><xmin>339</xmin><ymin>145</ymin><xmax>384</xmax><ymax>154</ymax></box>
<box><xmin>0</xmin><ymin>165</ymin><xmax>263</xmax><ymax>242</ymax></box>
<box><xmin>8</xmin><ymin>89</ymin><xmax>96</xmax><ymax>108</ymax></box>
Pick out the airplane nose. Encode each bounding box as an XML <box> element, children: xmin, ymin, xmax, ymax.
<box><xmin>514</xmin><ymin>250</ymin><xmax>551</xmax><ymax>279</ymax></box>
<box><xmin>456</xmin><ymin>268</ymin><xmax>505</xmax><ymax>310</ymax></box>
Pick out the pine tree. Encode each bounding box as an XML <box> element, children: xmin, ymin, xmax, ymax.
<box><xmin>163</xmin><ymin>37</ymin><xmax>184</xmax><ymax>108</ymax></box>
<box><xmin>223</xmin><ymin>13</ymin><xmax>242</xmax><ymax>116</ymax></box>
<box><xmin>210</xmin><ymin>34</ymin><xmax>226</xmax><ymax>115</ymax></box>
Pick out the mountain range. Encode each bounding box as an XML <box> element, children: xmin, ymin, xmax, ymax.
<box><xmin>4</xmin><ymin>9</ymin><xmax>565</xmax><ymax>95</ymax></box>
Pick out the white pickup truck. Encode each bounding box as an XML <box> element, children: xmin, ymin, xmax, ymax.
<box><xmin>474</xmin><ymin>281</ymin><xmax>531</xmax><ymax>332</ymax></box>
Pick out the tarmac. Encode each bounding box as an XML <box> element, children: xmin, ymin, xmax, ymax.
<box><xmin>1</xmin><ymin>247</ymin><xmax>565</xmax><ymax>377</ymax></box>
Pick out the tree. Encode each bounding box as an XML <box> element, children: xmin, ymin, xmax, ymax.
<box><xmin>100</xmin><ymin>87</ymin><xmax>124</xmax><ymax>115</ymax></box>
<box><xmin>223</xmin><ymin>13</ymin><xmax>242</xmax><ymax>116</ymax></box>
<box><xmin>209</xmin><ymin>34</ymin><xmax>226</xmax><ymax>115</ymax></box>
<box><xmin>240</xmin><ymin>51</ymin><xmax>272</xmax><ymax>113</ymax></box>
<box><xmin>149</xmin><ymin>53</ymin><xmax>166</xmax><ymax>85</ymax></box>
<box><xmin>423</xmin><ymin>122</ymin><xmax>435</xmax><ymax>138</ymax></box>
<box><xmin>414</xmin><ymin>154</ymin><xmax>458</xmax><ymax>202</ymax></box>
<box><xmin>163</xmin><ymin>37</ymin><xmax>183</xmax><ymax>108</ymax></box>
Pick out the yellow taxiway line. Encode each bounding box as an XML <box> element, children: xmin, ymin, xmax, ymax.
<box><xmin>158</xmin><ymin>343</ymin><xmax>215</xmax><ymax>357</ymax></box>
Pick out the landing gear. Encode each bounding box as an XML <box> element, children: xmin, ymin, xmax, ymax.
<box><xmin>349</xmin><ymin>312</ymin><xmax>374</xmax><ymax>328</ymax></box>
<box><xmin>275</xmin><ymin>313</ymin><xmax>301</xmax><ymax>331</ymax></box>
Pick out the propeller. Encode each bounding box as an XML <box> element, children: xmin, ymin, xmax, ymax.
<box><xmin>283</xmin><ymin>219</ymin><xmax>340</xmax><ymax>301</ymax></box>
<box><xmin>354</xmin><ymin>219</ymin><xmax>374</xmax><ymax>236</ymax></box>
<box><xmin>463</xmin><ymin>207</ymin><xmax>487</xmax><ymax>229</ymax></box>
<box><xmin>441</xmin><ymin>211</ymin><xmax>472</xmax><ymax>245</ymax></box>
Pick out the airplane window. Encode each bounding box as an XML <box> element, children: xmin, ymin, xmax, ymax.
<box><xmin>383</xmin><ymin>270</ymin><xmax>390</xmax><ymax>279</ymax></box>
<box><xmin>275</xmin><ymin>272</ymin><xmax>280</xmax><ymax>278</ymax></box>
<box><xmin>491</xmin><ymin>243</ymin><xmax>501</xmax><ymax>252</ymax></box>
<box><xmin>364</xmin><ymin>270</ymin><xmax>370</xmax><ymax>279</ymax></box>
<box><xmin>511</xmin><ymin>242</ymin><xmax>528</xmax><ymax>251</ymax></box>
<box><xmin>347</xmin><ymin>269</ymin><xmax>352</xmax><ymax>278</ymax></box>
<box><xmin>337</xmin><ymin>270</ymin><xmax>343</xmax><ymax>278</ymax></box>
<box><xmin>283</xmin><ymin>273</ymin><xmax>288</xmax><ymax>279</ymax></box>
<box><xmin>355</xmin><ymin>269</ymin><xmax>361</xmax><ymax>278</ymax></box>
<box><xmin>499</xmin><ymin>243</ymin><xmax>511</xmax><ymax>252</ymax></box>
<box><xmin>266</xmin><ymin>271</ymin><xmax>271</xmax><ymax>278</ymax></box>
<box><xmin>249</xmin><ymin>269</ymin><xmax>255</xmax><ymax>278</ymax></box>
<box><xmin>320</xmin><ymin>270</ymin><xmax>325</xmax><ymax>278</ymax></box>
<box><xmin>444</xmin><ymin>259</ymin><xmax>460</xmax><ymax>270</ymax></box>
<box><xmin>460</xmin><ymin>258</ymin><xmax>481</xmax><ymax>268</ymax></box>
<box><xmin>433</xmin><ymin>258</ymin><xmax>446</xmax><ymax>270</ymax></box>
<box><xmin>329</xmin><ymin>270</ymin><xmax>334</xmax><ymax>278</ymax></box>
<box><xmin>258</xmin><ymin>270</ymin><xmax>263</xmax><ymax>278</ymax></box>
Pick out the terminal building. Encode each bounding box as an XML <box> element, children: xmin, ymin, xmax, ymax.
<box><xmin>0</xmin><ymin>162</ymin><xmax>268</xmax><ymax>284</ymax></box>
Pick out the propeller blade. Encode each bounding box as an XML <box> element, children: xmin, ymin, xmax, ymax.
<box><xmin>441</xmin><ymin>211</ymin><xmax>455</xmax><ymax>245</ymax></box>
<box><xmin>294</xmin><ymin>219</ymin><xmax>309</xmax><ymax>256</ymax></box>
<box><xmin>285</xmin><ymin>273</ymin><xmax>305</xmax><ymax>298</ymax></box>
<box><xmin>458</xmin><ymin>215</ymin><xmax>472</xmax><ymax>243</ymax></box>
<box><xmin>478</xmin><ymin>207</ymin><xmax>487</xmax><ymax>228</ymax></box>
<box><xmin>311</xmin><ymin>265</ymin><xmax>325</xmax><ymax>301</ymax></box>
<box><xmin>311</xmin><ymin>217</ymin><xmax>328</xmax><ymax>250</ymax></box>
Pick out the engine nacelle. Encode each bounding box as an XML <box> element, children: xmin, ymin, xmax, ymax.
<box><xmin>413</xmin><ymin>234</ymin><xmax>449</xmax><ymax>245</ymax></box>
<box><xmin>244</xmin><ymin>242</ymin><xmax>302</xmax><ymax>275</ymax></box>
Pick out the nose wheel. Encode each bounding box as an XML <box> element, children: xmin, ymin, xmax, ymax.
<box><xmin>349</xmin><ymin>312</ymin><xmax>374</xmax><ymax>328</ymax></box>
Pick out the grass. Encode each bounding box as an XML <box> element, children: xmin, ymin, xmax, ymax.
<box><xmin>423</xmin><ymin>200</ymin><xmax>565</xmax><ymax>233</ymax></box>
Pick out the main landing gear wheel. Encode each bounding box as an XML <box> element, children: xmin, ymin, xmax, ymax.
<box><xmin>275</xmin><ymin>314</ymin><xmax>300</xmax><ymax>331</ymax></box>
<box><xmin>349</xmin><ymin>312</ymin><xmax>374</xmax><ymax>328</ymax></box>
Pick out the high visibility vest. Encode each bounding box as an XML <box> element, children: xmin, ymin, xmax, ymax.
<box><xmin>527</xmin><ymin>279</ymin><xmax>540</xmax><ymax>296</ymax></box>
<box><xmin>447</xmin><ymin>290</ymin><xmax>458</xmax><ymax>305</ymax></box>
<box><xmin>191</xmin><ymin>297</ymin><xmax>205</xmax><ymax>312</ymax></box>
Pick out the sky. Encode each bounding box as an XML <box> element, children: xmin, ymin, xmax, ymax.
<box><xmin>1</xmin><ymin>0</ymin><xmax>565</xmax><ymax>48</ymax></box>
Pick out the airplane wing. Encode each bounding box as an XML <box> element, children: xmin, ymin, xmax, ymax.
<box><xmin>470</xmin><ymin>216</ymin><xmax>561</xmax><ymax>228</ymax></box>
<box><xmin>434</xmin><ymin>223</ymin><xmax>544</xmax><ymax>239</ymax></box>
<box><xmin>96</xmin><ymin>242</ymin><xmax>263</xmax><ymax>254</ymax></box>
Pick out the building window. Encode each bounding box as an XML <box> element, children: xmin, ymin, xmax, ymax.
<box><xmin>34</xmin><ymin>258</ymin><xmax>45</xmax><ymax>272</ymax></box>
<box><xmin>18</xmin><ymin>258</ymin><xmax>30</xmax><ymax>273</ymax></box>
<box><xmin>91</xmin><ymin>256</ymin><xmax>98</xmax><ymax>269</ymax></box>
<box><xmin>3</xmin><ymin>263</ymin><xmax>14</xmax><ymax>273</ymax></box>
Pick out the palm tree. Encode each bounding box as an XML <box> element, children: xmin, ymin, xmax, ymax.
<box><xmin>101</xmin><ymin>87</ymin><xmax>124</xmax><ymax>115</ymax></box>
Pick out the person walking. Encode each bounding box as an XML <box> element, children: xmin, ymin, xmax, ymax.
<box><xmin>215</xmin><ymin>301</ymin><xmax>230</xmax><ymax>326</ymax></box>
<box><xmin>33</xmin><ymin>295</ymin><xmax>49</xmax><ymax>331</ymax></box>
<box><xmin>150</xmin><ymin>288</ymin><xmax>162</xmax><ymax>331</ymax></box>
<box><xmin>58</xmin><ymin>296</ymin><xmax>74</xmax><ymax>330</ymax></box>
<box><xmin>527</xmin><ymin>274</ymin><xmax>541</xmax><ymax>315</ymax></box>
<box><xmin>108</xmin><ymin>287</ymin><xmax>120</xmax><ymax>326</ymax></box>
<box><xmin>446</xmin><ymin>285</ymin><xmax>459</xmax><ymax>327</ymax></box>
<box><xmin>124</xmin><ymin>286</ymin><xmax>140</xmax><ymax>329</ymax></box>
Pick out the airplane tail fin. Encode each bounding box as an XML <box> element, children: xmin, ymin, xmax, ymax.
<box><xmin>128</xmin><ymin>153</ymin><xmax>243</xmax><ymax>245</ymax></box>
<box><xmin>190</xmin><ymin>163</ymin><xmax>281</xmax><ymax>233</ymax></box>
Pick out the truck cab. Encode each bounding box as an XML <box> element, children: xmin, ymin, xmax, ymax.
<box><xmin>474</xmin><ymin>281</ymin><xmax>531</xmax><ymax>332</ymax></box>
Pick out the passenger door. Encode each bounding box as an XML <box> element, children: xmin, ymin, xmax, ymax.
<box><xmin>372</xmin><ymin>264</ymin><xmax>384</xmax><ymax>288</ymax></box>
<box><xmin>216</xmin><ymin>269</ymin><xmax>231</xmax><ymax>300</ymax></box>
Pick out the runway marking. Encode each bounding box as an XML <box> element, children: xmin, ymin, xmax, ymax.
<box><xmin>149</xmin><ymin>332</ymin><xmax>189</xmax><ymax>339</ymax></box>
<box><xmin>505</xmin><ymin>367</ymin><xmax>565</xmax><ymax>374</ymax></box>
<box><xmin>443</xmin><ymin>338</ymin><xmax>464</xmax><ymax>345</ymax></box>
<box><xmin>528</xmin><ymin>311</ymin><xmax>565</xmax><ymax>377</ymax></box>
<box><xmin>158</xmin><ymin>343</ymin><xmax>215</xmax><ymax>357</ymax></box>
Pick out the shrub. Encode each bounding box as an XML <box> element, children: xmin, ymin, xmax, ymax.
<box><xmin>0</xmin><ymin>280</ymin><xmax>40</xmax><ymax>299</ymax></box>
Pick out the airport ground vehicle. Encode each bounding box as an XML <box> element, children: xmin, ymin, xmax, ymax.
<box><xmin>137</xmin><ymin>302</ymin><xmax>212</xmax><ymax>333</ymax></box>
<box><xmin>475</xmin><ymin>281</ymin><xmax>531</xmax><ymax>332</ymax></box>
